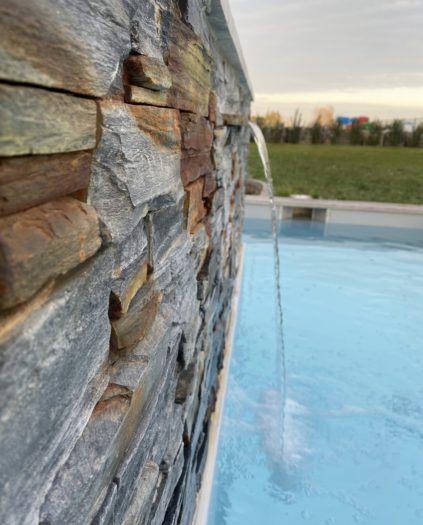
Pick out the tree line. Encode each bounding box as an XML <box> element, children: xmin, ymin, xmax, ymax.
<box><xmin>253</xmin><ymin>109</ymin><xmax>423</xmax><ymax>147</ymax></box>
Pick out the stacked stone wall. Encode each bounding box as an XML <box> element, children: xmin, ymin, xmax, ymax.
<box><xmin>0</xmin><ymin>1</ymin><xmax>251</xmax><ymax>523</ymax></box>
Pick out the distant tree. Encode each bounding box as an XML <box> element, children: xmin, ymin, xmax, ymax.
<box><xmin>252</xmin><ymin>112</ymin><xmax>284</xmax><ymax>128</ymax></box>
<box><xmin>410</xmin><ymin>123</ymin><xmax>423</xmax><ymax>148</ymax></box>
<box><xmin>263</xmin><ymin>111</ymin><xmax>284</xmax><ymax>127</ymax></box>
<box><xmin>287</xmin><ymin>109</ymin><xmax>302</xmax><ymax>144</ymax></box>
<box><xmin>312</xmin><ymin>106</ymin><xmax>335</xmax><ymax>127</ymax></box>
<box><xmin>389</xmin><ymin>120</ymin><xmax>404</xmax><ymax>147</ymax></box>
<box><xmin>366</xmin><ymin>120</ymin><xmax>383</xmax><ymax>146</ymax></box>
<box><xmin>263</xmin><ymin>111</ymin><xmax>284</xmax><ymax>143</ymax></box>
<box><xmin>330</xmin><ymin>118</ymin><xmax>342</xmax><ymax>144</ymax></box>
<box><xmin>311</xmin><ymin>117</ymin><xmax>323</xmax><ymax>144</ymax></box>
<box><xmin>349</xmin><ymin>121</ymin><xmax>363</xmax><ymax>145</ymax></box>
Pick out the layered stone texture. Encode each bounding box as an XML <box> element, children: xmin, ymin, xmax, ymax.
<box><xmin>0</xmin><ymin>1</ymin><xmax>251</xmax><ymax>524</ymax></box>
<box><xmin>0</xmin><ymin>85</ymin><xmax>97</xmax><ymax>156</ymax></box>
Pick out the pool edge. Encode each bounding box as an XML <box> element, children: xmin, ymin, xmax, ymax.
<box><xmin>192</xmin><ymin>242</ymin><xmax>246</xmax><ymax>525</ymax></box>
<box><xmin>245</xmin><ymin>195</ymin><xmax>423</xmax><ymax>229</ymax></box>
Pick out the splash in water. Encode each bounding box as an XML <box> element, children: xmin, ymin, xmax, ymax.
<box><xmin>248</xmin><ymin>121</ymin><xmax>287</xmax><ymax>462</ymax></box>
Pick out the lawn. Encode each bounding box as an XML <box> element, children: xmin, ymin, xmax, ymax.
<box><xmin>248</xmin><ymin>144</ymin><xmax>423</xmax><ymax>204</ymax></box>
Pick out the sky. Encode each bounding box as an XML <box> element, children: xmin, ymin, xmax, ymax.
<box><xmin>229</xmin><ymin>0</ymin><xmax>423</xmax><ymax>122</ymax></box>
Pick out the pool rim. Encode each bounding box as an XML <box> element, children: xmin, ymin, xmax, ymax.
<box><xmin>193</xmin><ymin>243</ymin><xmax>245</xmax><ymax>525</ymax></box>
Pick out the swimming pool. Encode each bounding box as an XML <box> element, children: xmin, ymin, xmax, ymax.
<box><xmin>207</xmin><ymin>220</ymin><xmax>423</xmax><ymax>525</ymax></box>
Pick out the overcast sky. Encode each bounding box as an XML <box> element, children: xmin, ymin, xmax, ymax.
<box><xmin>229</xmin><ymin>0</ymin><xmax>423</xmax><ymax>121</ymax></box>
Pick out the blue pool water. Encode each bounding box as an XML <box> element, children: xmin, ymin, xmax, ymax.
<box><xmin>208</xmin><ymin>221</ymin><xmax>423</xmax><ymax>525</ymax></box>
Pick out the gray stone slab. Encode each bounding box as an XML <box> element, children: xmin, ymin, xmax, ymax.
<box><xmin>91</xmin><ymin>481</ymin><xmax>118</xmax><ymax>525</ymax></box>
<box><xmin>0</xmin><ymin>250</ymin><xmax>113</xmax><ymax>525</ymax></box>
<box><xmin>130</xmin><ymin>0</ymin><xmax>171</xmax><ymax>58</ymax></box>
<box><xmin>40</xmin><ymin>388</ymin><xmax>132</xmax><ymax>524</ymax></box>
<box><xmin>93</xmin><ymin>327</ymin><xmax>182</xmax><ymax>525</ymax></box>
<box><xmin>147</xmin><ymin>201</ymin><xmax>184</xmax><ymax>269</ymax></box>
<box><xmin>120</xmin><ymin>462</ymin><xmax>160</xmax><ymax>525</ymax></box>
<box><xmin>150</xmin><ymin>446</ymin><xmax>185</xmax><ymax>525</ymax></box>
<box><xmin>118</xmin><ymin>400</ymin><xmax>184</xmax><ymax>525</ymax></box>
<box><xmin>110</xmin><ymin>220</ymin><xmax>149</xmax><ymax>315</ymax></box>
<box><xmin>40</xmin><ymin>300</ymin><xmax>179</xmax><ymax>524</ymax></box>
<box><xmin>88</xmin><ymin>101</ymin><xmax>183</xmax><ymax>243</ymax></box>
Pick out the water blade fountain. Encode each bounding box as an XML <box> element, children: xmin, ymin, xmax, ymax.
<box><xmin>248</xmin><ymin>121</ymin><xmax>287</xmax><ymax>461</ymax></box>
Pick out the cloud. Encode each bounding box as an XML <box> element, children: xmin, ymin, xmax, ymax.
<box><xmin>388</xmin><ymin>0</ymin><xmax>423</xmax><ymax>8</ymax></box>
<box><xmin>255</xmin><ymin>87</ymin><xmax>423</xmax><ymax>108</ymax></box>
<box><xmin>230</xmin><ymin>0</ymin><xmax>423</xmax><ymax>112</ymax></box>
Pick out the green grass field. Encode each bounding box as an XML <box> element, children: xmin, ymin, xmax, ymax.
<box><xmin>248</xmin><ymin>144</ymin><xmax>423</xmax><ymax>204</ymax></box>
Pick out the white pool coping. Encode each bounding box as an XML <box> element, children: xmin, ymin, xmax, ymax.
<box><xmin>246</xmin><ymin>195</ymin><xmax>423</xmax><ymax>229</ymax></box>
<box><xmin>193</xmin><ymin>243</ymin><xmax>245</xmax><ymax>525</ymax></box>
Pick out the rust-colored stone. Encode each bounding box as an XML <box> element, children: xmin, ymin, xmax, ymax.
<box><xmin>94</xmin><ymin>384</ymin><xmax>132</xmax><ymax>416</ymax></box>
<box><xmin>0</xmin><ymin>197</ymin><xmax>101</xmax><ymax>310</ymax></box>
<box><xmin>180</xmin><ymin>113</ymin><xmax>213</xmax><ymax>187</ymax></box>
<box><xmin>181</xmin><ymin>155</ymin><xmax>213</xmax><ymax>187</ymax></box>
<box><xmin>92</xmin><ymin>394</ymin><xmax>132</xmax><ymax>422</ymax></box>
<box><xmin>111</xmin><ymin>288</ymin><xmax>163</xmax><ymax>350</ymax></box>
<box><xmin>167</xmin><ymin>16</ymin><xmax>212</xmax><ymax>116</ymax></box>
<box><xmin>0</xmin><ymin>151</ymin><xmax>92</xmax><ymax>217</ymax></box>
<box><xmin>203</xmin><ymin>172</ymin><xmax>217</xmax><ymax>198</ymax></box>
<box><xmin>98</xmin><ymin>383</ymin><xmax>133</xmax><ymax>403</ymax></box>
<box><xmin>185</xmin><ymin>178</ymin><xmax>206</xmax><ymax>234</ymax></box>
<box><xmin>124</xmin><ymin>85</ymin><xmax>169</xmax><ymax>107</ymax></box>
<box><xmin>125</xmin><ymin>55</ymin><xmax>171</xmax><ymax>91</ymax></box>
<box><xmin>109</xmin><ymin>261</ymin><xmax>149</xmax><ymax>319</ymax></box>
<box><xmin>128</xmin><ymin>105</ymin><xmax>181</xmax><ymax>150</ymax></box>
<box><xmin>180</xmin><ymin>113</ymin><xmax>213</xmax><ymax>155</ymax></box>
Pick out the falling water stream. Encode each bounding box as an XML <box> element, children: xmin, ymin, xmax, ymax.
<box><xmin>248</xmin><ymin>121</ymin><xmax>287</xmax><ymax>461</ymax></box>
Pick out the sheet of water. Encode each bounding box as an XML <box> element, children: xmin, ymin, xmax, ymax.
<box><xmin>208</xmin><ymin>223</ymin><xmax>423</xmax><ymax>525</ymax></box>
<box><xmin>248</xmin><ymin>121</ymin><xmax>286</xmax><ymax>461</ymax></box>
